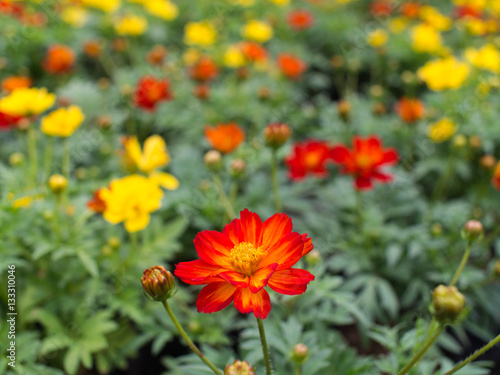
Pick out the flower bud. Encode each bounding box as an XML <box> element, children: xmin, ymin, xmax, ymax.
<box><xmin>224</xmin><ymin>360</ymin><xmax>255</xmax><ymax>375</ymax></box>
<box><xmin>204</xmin><ymin>150</ymin><xmax>222</xmax><ymax>171</ymax></box>
<box><xmin>229</xmin><ymin>158</ymin><xmax>246</xmax><ymax>178</ymax></box>
<box><xmin>469</xmin><ymin>135</ymin><xmax>481</xmax><ymax>149</ymax></box>
<box><xmin>432</xmin><ymin>285</ymin><xmax>466</xmax><ymax>323</ymax></box>
<box><xmin>494</xmin><ymin>260</ymin><xmax>500</xmax><ymax>278</ymax></box>
<box><xmin>462</xmin><ymin>220</ymin><xmax>483</xmax><ymax>241</ymax></box>
<box><xmin>453</xmin><ymin>134</ymin><xmax>467</xmax><ymax>148</ymax></box>
<box><xmin>108</xmin><ymin>236</ymin><xmax>121</xmax><ymax>249</ymax></box>
<box><xmin>97</xmin><ymin>115</ymin><xmax>112</xmax><ymax>130</ymax></box>
<box><xmin>141</xmin><ymin>266</ymin><xmax>175</xmax><ymax>302</ymax></box>
<box><xmin>480</xmin><ymin>155</ymin><xmax>496</xmax><ymax>169</ymax></box>
<box><xmin>146</xmin><ymin>45</ymin><xmax>168</xmax><ymax>66</ymax></box>
<box><xmin>291</xmin><ymin>343</ymin><xmax>308</xmax><ymax>363</ymax></box>
<box><xmin>305</xmin><ymin>249</ymin><xmax>321</xmax><ymax>266</ymax></box>
<box><xmin>258</xmin><ymin>87</ymin><xmax>271</xmax><ymax>101</ymax></box>
<box><xmin>373</xmin><ymin>102</ymin><xmax>387</xmax><ymax>116</ymax></box>
<box><xmin>188</xmin><ymin>320</ymin><xmax>202</xmax><ymax>334</ymax></box>
<box><xmin>9</xmin><ymin>152</ymin><xmax>24</xmax><ymax>166</ymax></box>
<box><xmin>330</xmin><ymin>55</ymin><xmax>344</xmax><ymax>68</ymax></box>
<box><xmin>431</xmin><ymin>223</ymin><xmax>443</xmax><ymax>236</ymax></box>
<box><xmin>194</xmin><ymin>84</ymin><xmax>210</xmax><ymax>100</ymax></box>
<box><xmin>48</xmin><ymin>174</ymin><xmax>67</xmax><ymax>194</ymax></box>
<box><xmin>337</xmin><ymin>99</ymin><xmax>351</xmax><ymax>123</ymax></box>
<box><xmin>264</xmin><ymin>123</ymin><xmax>291</xmax><ymax>149</ymax></box>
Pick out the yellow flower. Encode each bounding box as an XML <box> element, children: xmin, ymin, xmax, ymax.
<box><xmin>419</xmin><ymin>6</ymin><xmax>451</xmax><ymax>31</ymax></box>
<box><xmin>123</xmin><ymin>135</ymin><xmax>179</xmax><ymax>190</ymax></box>
<box><xmin>389</xmin><ymin>17</ymin><xmax>407</xmax><ymax>34</ymax></box>
<box><xmin>0</xmin><ymin>87</ymin><xmax>55</xmax><ymax>116</ymax></box>
<box><xmin>268</xmin><ymin>0</ymin><xmax>289</xmax><ymax>5</ymax></box>
<box><xmin>100</xmin><ymin>174</ymin><xmax>163</xmax><ymax>232</ymax></box>
<box><xmin>41</xmin><ymin>106</ymin><xmax>85</xmax><ymax>137</ymax></box>
<box><xmin>489</xmin><ymin>0</ymin><xmax>500</xmax><ymax>16</ymax></box>
<box><xmin>242</xmin><ymin>20</ymin><xmax>273</xmax><ymax>43</ymax></box>
<box><xmin>411</xmin><ymin>24</ymin><xmax>442</xmax><ymax>53</ymax></box>
<box><xmin>184</xmin><ymin>21</ymin><xmax>217</xmax><ymax>46</ymax></box>
<box><xmin>12</xmin><ymin>196</ymin><xmax>33</xmax><ymax>209</ymax></box>
<box><xmin>81</xmin><ymin>0</ymin><xmax>121</xmax><ymax>13</ymax></box>
<box><xmin>145</xmin><ymin>0</ymin><xmax>178</xmax><ymax>21</ymax></box>
<box><xmin>418</xmin><ymin>56</ymin><xmax>470</xmax><ymax>91</ymax></box>
<box><xmin>114</xmin><ymin>15</ymin><xmax>148</xmax><ymax>36</ymax></box>
<box><xmin>453</xmin><ymin>0</ymin><xmax>487</xmax><ymax>9</ymax></box>
<box><xmin>465</xmin><ymin>44</ymin><xmax>500</xmax><ymax>73</ymax></box>
<box><xmin>428</xmin><ymin>118</ymin><xmax>457</xmax><ymax>143</ymax></box>
<box><xmin>61</xmin><ymin>6</ymin><xmax>89</xmax><ymax>27</ymax></box>
<box><xmin>224</xmin><ymin>45</ymin><xmax>246</xmax><ymax>68</ymax></box>
<box><xmin>229</xmin><ymin>0</ymin><xmax>255</xmax><ymax>6</ymax></box>
<box><xmin>367</xmin><ymin>29</ymin><xmax>388</xmax><ymax>48</ymax></box>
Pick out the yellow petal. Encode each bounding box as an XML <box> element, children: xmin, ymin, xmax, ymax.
<box><xmin>141</xmin><ymin>135</ymin><xmax>170</xmax><ymax>173</ymax></box>
<box><xmin>125</xmin><ymin>214</ymin><xmax>150</xmax><ymax>232</ymax></box>
<box><xmin>150</xmin><ymin>171</ymin><xmax>179</xmax><ymax>190</ymax></box>
<box><xmin>123</xmin><ymin>136</ymin><xmax>143</xmax><ymax>168</ymax></box>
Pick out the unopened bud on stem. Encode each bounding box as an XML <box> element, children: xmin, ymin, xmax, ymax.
<box><xmin>141</xmin><ymin>266</ymin><xmax>175</xmax><ymax>301</ymax></box>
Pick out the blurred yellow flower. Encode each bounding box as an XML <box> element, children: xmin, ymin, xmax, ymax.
<box><xmin>61</xmin><ymin>6</ymin><xmax>89</xmax><ymax>27</ymax></box>
<box><xmin>100</xmin><ymin>174</ymin><xmax>163</xmax><ymax>232</ymax></box>
<box><xmin>81</xmin><ymin>0</ymin><xmax>120</xmax><ymax>13</ymax></box>
<box><xmin>242</xmin><ymin>20</ymin><xmax>273</xmax><ymax>43</ymax></box>
<box><xmin>465</xmin><ymin>44</ymin><xmax>500</xmax><ymax>73</ymax></box>
<box><xmin>389</xmin><ymin>18</ymin><xmax>407</xmax><ymax>34</ymax></box>
<box><xmin>184</xmin><ymin>21</ymin><xmax>217</xmax><ymax>46</ymax></box>
<box><xmin>268</xmin><ymin>0</ymin><xmax>289</xmax><ymax>5</ymax></box>
<box><xmin>122</xmin><ymin>135</ymin><xmax>179</xmax><ymax>190</ymax></box>
<box><xmin>419</xmin><ymin>6</ymin><xmax>451</xmax><ymax>31</ymax></box>
<box><xmin>411</xmin><ymin>24</ymin><xmax>442</xmax><ymax>53</ymax></box>
<box><xmin>367</xmin><ymin>29</ymin><xmax>388</xmax><ymax>48</ymax></box>
<box><xmin>41</xmin><ymin>105</ymin><xmax>85</xmax><ymax>137</ymax></box>
<box><xmin>428</xmin><ymin>118</ymin><xmax>457</xmax><ymax>143</ymax></box>
<box><xmin>145</xmin><ymin>0</ymin><xmax>178</xmax><ymax>21</ymax></box>
<box><xmin>453</xmin><ymin>0</ymin><xmax>487</xmax><ymax>9</ymax></box>
<box><xmin>224</xmin><ymin>46</ymin><xmax>246</xmax><ymax>68</ymax></box>
<box><xmin>418</xmin><ymin>56</ymin><xmax>469</xmax><ymax>91</ymax></box>
<box><xmin>183</xmin><ymin>48</ymin><xmax>202</xmax><ymax>65</ymax></box>
<box><xmin>230</xmin><ymin>0</ymin><xmax>255</xmax><ymax>6</ymax></box>
<box><xmin>489</xmin><ymin>0</ymin><xmax>500</xmax><ymax>16</ymax></box>
<box><xmin>114</xmin><ymin>15</ymin><xmax>148</xmax><ymax>36</ymax></box>
<box><xmin>12</xmin><ymin>196</ymin><xmax>33</xmax><ymax>209</ymax></box>
<box><xmin>0</xmin><ymin>87</ymin><xmax>55</xmax><ymax>116</ymax></box>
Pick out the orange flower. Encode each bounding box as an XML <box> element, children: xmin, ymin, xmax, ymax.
<box><xmin>277</xmin><ymin>53</ymin><xmax>307</xmax><ymax>80</ymax></box>
<box><xmin>239</xmin><ymin>42</ymin><xmax>268</xmax><ymax>62</ymax></box>
<box><xmin>188</xmin><ymin>56</ymin><xmax>219</xmax><ymax>82</ymax></box>
<box><xmin>287</xmin><ymin>9</ymin><xmax>315</xmax><ymax>31</ymax></box>
<box><xmin>42</xmin><ymin>44</ymin><xmax>75</xmax><ymax>74</ymax></box>
<box><xmin>194</xmin><ymin>84</ymin><xmax>210</xmax><ymax>100</ymax></box>
<box><xmin>492</xmin><ymin>162</ymin><xmax>500</xmax><ymax>191</ymax></box>
<box><xmin>205</xmin><ymin>123</ymin><xmax>245</xmax><ymax>153</ymax></box>
<box><xmin>83</xmin><ymin>40</ymin><xmax>101</xmax><ymax>58</ymax></box>
<box><xmin>146</xmin><ymin>45</ymin><xmax>168</xmax><ymax>66</ymax></box>
<box><xmin>400</xmin><ymin>2</ymin><xmax>421</xmax><ymax>18</ymax></box>
<box><xmin>174</xmin><ymin>209</ymin><xmax>315</xmax><ymax>319</ymax></box>
<box><xmin>394</xmin><ymin>97</ymin><xmax>425</xmax><ymax>124</ymax></box>
<box><xmin>134</xmin><ymin>76</ymin><xmax>173</xmax><ymax>111</ymax></box>
<box><xmin>87</xmin><ymin>188</ymin><xmax>106</xmax><ymax>213</ymax></box>
<box><xmin>1</xmin><ymin>76</ymin><xmax>31</xmax><ymax>92</ymax></box>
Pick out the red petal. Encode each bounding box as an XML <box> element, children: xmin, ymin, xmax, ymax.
<box><xmin>372</xmin><ymin>171</ymin><xmax>393</xmax><ymax>182</ymax></box>
<box><xmin>268</xmin><ymin>268</ymin><xmax>315</xmax><ymax>295</ymax></box>
<box><xmin>301</xmin><ymin>234</ymin><xmax>314</xmax><ymax>256</ymax></box>
<box><xmin>233</xmin><ymin>287</ymin><xmax>271</xmax><ymax>319</ymax></box>
<box><xmin>222</xmin><ymin>218</ymin><xmax>244</xmax><ymax>245</ymax></box>
<box><xmin>219</xmin><ymin>271</ymin><xmax>250</xmax><ymax>288</ymax></box>
<box><xmin>249</xmin><ymin>263</ymin><xmax>278</xmax><ymax>293</ymax></box>
<box><xmin>261</xmin><ymin>213</ymin><xmax>293</xmax><ymax>248</ymax></box>
<box><xmin>382</xmin><ymin>148</ymin><xmax>399</xmax><ymax>165</ymax></box>
<box><xmin>240</xmin><ymin>209</ymin><xmax>263</xmax><ymax>246</ymax></box>
<box><xmin>194</xmin><ymin>230</ymin><xmax>233</xmax><ymax>267</ymax></box>
<box><xmin>355</xmin><ymin>176</ymin><xmax>373</xmax><ymax>190</ymax></box>
<box><xmin>260</xmin><ymin>231</ymin><xmax>304</xmax><ymax>271</ymax></box>
<box><xmin>196</xmin><ymin>282</ymin><xmax>237</xmax><ymax>314</ymax></box>
<box><xmin>330</xmin><ymin>145</ymin><xmax>351</xmax><ymax>163</ymax></box>
<box><xmin>174</xmin><ymin>259</ymin><xmax>226</xmax><ymax>285</ymax></box>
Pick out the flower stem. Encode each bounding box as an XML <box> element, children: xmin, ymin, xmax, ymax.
<box><xmin>271</xmin><ymin>149</ymin><xmax>283</xmax><ymax>212</ymax></box>
<box><xmin>257</xmin><ymin>318</ymin><xmax>272</xmax><ymax>375</ymax></box>
<box><xmin>213</xmin><ymin>174</ymin><xmax>236</xmax><ymax>220</ymax></box>
<box><xmin>294</xmin><ymin>364</ymin><xmax>301</xmax><ymax>375</ymax></box>
<box><xmin>444</xmin><ymin>333</ymin><xmax>500</xmax><ymax>375</ymax></box>
<box><xmin>450</xmin><ymin>241</ymin><xmax>472</xmax><ymax>287</ymax></box>
<box><xmin>27</xmin><ymin>123</ymin><xmax>38</xmax><ymax>187</ymax></box>
<box><xmin>63</xmin><ymin>137</ymin><xmax>70</xmax><ymax>180</ymax></box>
<box><xmin>43</xmin><ymin>136</ymin><xmax>54</xmax><ymax>182</ymax></box>
<box><xmin>397</xmin><ymin>324</ymin><xmax>444</xmax><ymax>375</ymax></box>
<box><xmin>162</xmin><ymin>300</ymin><xmax>223</xmax><ymax>375</ymax></box>
<box><xmin>355</xmin><ymin>190</ymin><xmax>363</xmax><ymax>233</ymax></box>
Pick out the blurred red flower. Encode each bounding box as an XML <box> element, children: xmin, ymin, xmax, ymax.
<box><xmin>370</xmin><ymin>0</ymin><xmax>393</xmax><ymax>16</ymax></box>
<box><xmin>87</xmin><ymin>189</ymin><xmax>106</xmax><ymax>213</ymax></box>
<box><xmin>492</xmin><ymin>162</ymin><xmax>500</xmax><ymax>191</ymax></box>
<box><xmin>455</xmin><ymin>6</ymin><xmax>482</xmax><ymax>19</ymax></box>
<box><xmin>174</xmin><ymin>209</ymin><xmax>315</xmax><ymax>319</ymax></box>
<box><xmin>277</xmin><ymin>53</ymin><xmax>307</xmax><ymax>80</ymax></box>
<box><xmin>330</xmin><ymin>135</ymin><xmax>398</xmax><ymax>190</ymax></box>
<box><xmin>240</xmin><ymin>42</ymin><xmax>268</xmax><ymax>62</ymax></box>
<box><xmin>205</xmin><ymin>123</ymin><xmax>245</xmax><ymax>154</ymax></box>
<box><xmin>134</xmin><ymin>76</ymin><xmax>173</xmax><ymax>111</ymax></box>
<box><xmin>400</xmin><ymin>2</ymin><xmax>421</xmax><ymax>18</ymax></box>
<box><xmin>287</xmin><ymin>9</ymin><xmax>315</xmax><ymax>31</ymax></box>
<box><xmin>0</xmin><ymin>111</ymin><xmax>22</xmax><ymax>131</ymax></box>
<box><xmin>285</xmin><ymin>139</ymin><xmax>332</xmax><ymax>180</ymax></box>
<box><xmin>42</xmin><ymin>44</ymin><xmax>75</xmax><ymax>74</ymax></box>
<box><xmin>394</xmin><ymin>97</ymin><xmax>425</xmax><ymax>124</ymax></box>
<box><xmin>188</xmin><ymin>56</ymin><xmax>219</xmax><ymax>82</ymax></box>
<box><xmin>1</xmin><ymin>76</ymin><xmax>31</xmax><ymax>92</ymax></box>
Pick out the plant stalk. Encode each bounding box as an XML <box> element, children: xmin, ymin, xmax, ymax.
<box><xmin>257</xmin><ymin>317</ymin><xmax>272</xmax><ymax>375</ymax></box>
<box><xmin>450</xmin><ymin>241</ymin><xmax>472</xmax><ymax>287</ymax></box>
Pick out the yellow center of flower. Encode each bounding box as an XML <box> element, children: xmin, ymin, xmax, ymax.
<box><xmin>230</xmin><ymin>242</ymin><xmax>264</xmax><ymax>276</ymax></box>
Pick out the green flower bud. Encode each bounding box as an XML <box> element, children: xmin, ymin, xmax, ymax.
<box><xmin>225</xmin><ymin>360</ymin><xmax>255</xmax><ymax>375</ymax></box>
<box><xmin>432</xmin><ymin>284</ymin><xmax>466</xmax><ymax>324</ymax></box>
<box><xmin>141</xmin><ymin>266</ymin><xmax>175</xmax><ymax>302</ymax></box>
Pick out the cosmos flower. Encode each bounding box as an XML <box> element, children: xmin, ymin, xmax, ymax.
<box><xmin>0</xmin><ymin>87</ymin><xmax>55</xmax><ymax>116</ymax></box>
<box><xmin>42</xmin><ymin>45</ymin><xmax>75</xmax><ymax>74</ymax></box>
<box><xmin>287</xmin><ymin>9</ymin><xmax>315</xmax><ymax>31</ymax></box>
<box><xmin>41</xmin><ymin>105</ymin><xmax>85</xmax><ymax>137</ymax></box>
<box><xmin>394</xmin><ymin>97</ymin><xmax>426</xmax><ymax>124</ymax></box>
<box><xmin>205</xmin><ymin>123</ymin><xmax>245</xmax><ymax>154</ymax></box>
<box><xmin>277</xmin><ymin>53</ymin><xmax>307</xmax><ymax>80</ymax></box>
<box><xmin>134</xmin><ymin>76</ymin><xmax>173</xmax><ymax>111</ymax></box>
<box><xmin>285</xmin><ymin>139</ymin><xmax>332</xmax><ymax>181</ymax></box>
<box><xmin>174</xmin><ymin>209</ymin><xmax>315</xmax><ymax>319</ymax></box>
<box><xmin>188</xmin><ymin>56</ymin><xmax>219</xmax><ymax>82</ymax></box>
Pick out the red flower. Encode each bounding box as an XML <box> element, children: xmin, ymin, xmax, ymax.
<box><xmin>287</xmin><ymin>9</ymin><xmax>315</xmax><ymax>31</ymax></box>
<box><xmin>42</xmin><ymin>44</ymin><xmax>75</xmax><ymax>74</ymax></box>
<box><xmin>285</xmin><ymin>139</ymin><xmax>332</xmax><ymax>181</ymax></box>
<box><xmin>239</xmin><ymin>42</ymin><xmax>268</xmax><ymax>62</ymax></box>
<box><xmin>174</xmin><ymin>209</ymin><xmax>315</xmax><ymax>319</ymax></box>
<box><xmin>492</xmin><ymin>162</ymin><xmax>500</xmax><ymax>191</ymax></box>
<box><xmin>330</xmin><ymin>135</ymin><xmax>398</xmax><ymax>190</ymax></box>
<box><xmin>370</xmin><ymin>0</ymin><xmax>394</xmax><ymax>16</ymax></box>
<box><xmin>134</xmin><ymin>76</ymin><xmax>173</xmax><ymax>111</ymax></box>
<box><xmin>277</xmin><ymin>53</ymin><xmax>307</xmax><ymax>80</ymax></box>
<box><xmin>205</xmin><ymin>123</ymin><xmax>245</xmax><ymax>154</ymax></box>
<box><xmin>194</xmin><ymin>84</ymin><xmax>210</xmax><ymax>100</ymax></box>
<box><xmin>400</xmin><ymin>2</ymin><xmax>421</xmax><ymax>18</ymax></box>
<box><xmin>0</xmin><ymin>111</ymin><xmax>22</xmax><ymax>130</ymax></box>
<box><xmin>87</xmin><ymin>189</ymin><xmax>106</xmax><ymax>213</ymax></box>
<box><xmin>455</xmin><ymin>6</ymin><xmax>482</xmax><ymax>19</ymax></box>
<box><xmin>394</xmin><ymin>97</ymin><xmax>425</xmax><ymax>124</ymax></box>
<box><xmin>188</xmin><ymin>56</ymin><xmax>219</xmax><ymax>82</ymax></box>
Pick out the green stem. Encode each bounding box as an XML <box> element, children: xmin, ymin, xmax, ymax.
<box><xmin>43</xmin><ymin>136</ymin><xmax>54</xmax><ymax>183</ymax></box>
<box><xmin>257</xmin><ymin>318</ymin><xmax>272</xmax><ymax>375</ymax></box>
<box><xmin>213</xmin><ymin>174</ymin><xmax>236</xmax><ymax>220</ymax></box>
<box><xmin>294</xmin><ymin>364</ymin><xmax>301</xmax><ymax>375</ymax></box>
<box><xmin>355</xmin><ymin>190</ymin><xmax>363</xmax><ymax>234</ymax></box>
<box><xmin>162</xmin><ymin>300</ymin><xmax>223</xmax><ymax>375</ymax></box>
<box><xmin>444</xmin><ymin>333</ymin><xmax>500</xmax><ymax>375</ymax></box>
<box><xmin>27</xmin><ymin>123</ymin><xmax>38</xmax><ymax>187</ymax></box>
<box><xmin>397</xmin><ymin>325</ymin><xmax>444</xmax><ymax>375</ymax></box>
<box><xmin>271</xmin><ymin>149</ymin><xmax>282</xmax><ymax>212</ymax></box>
<box><xmin>450</xmin><ymin>241</ymin><xmax>472</xmax><ymax>287</ymax></box>
<box><xmin>63</xmin><ymin>137</ymin><xmax>70</xmax><ymax>180</ymax></box>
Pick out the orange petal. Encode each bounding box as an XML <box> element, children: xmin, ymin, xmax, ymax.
<box><xmin>301</xmin><ymin>234</ymin><xmax>314</xmax><ymax>256</ymax></box>
<box><xmin>222</xmin><ymin>218</ymin><xmax>244</xmax><ymax>244</ymax></box>
<box><xmin>196</xmin><ymin>282</ymin><xmax>237</xmax><ymax>314</ymax></box>
<box><xmin>260</xmin><ymin>231</ymin><xmax>304</xmax><ymax>271</ymax></box>
<box><xmin>268</xmin><ymin>268</ymin><xmax>315</xmax><ymax>295</ymax></box>
<box><xmin>249</xmin><ymin>263</ymin><xmax>278</xmax><ymax>293</ymax></box>
<box><xmin>174</xmin><ymin>259</ymin><xmax>226</xmax><ymax>285</ymax></box>
<box><xmin>219</xmin><ymin>271</ymin><xmax>250</xmax><ymax>288</ymax></box>
<box><xmin>234</xmin><ymin>287</ymin><xmax>271</xmax><ymax>319</ymax></box>
<box><xmin>261</xmin><ymin>213</ymin><xmax>293</xmax><ymax>248</ymax></box>
<box><xmin>240</xmin><ymin>209</ymin><xmax>263</xmax><ymax>246</ymax></box>
<box><xmin>194</xmin><ymin>230</ymin><xmax>234</xmax><ymax>267</ymax></box>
